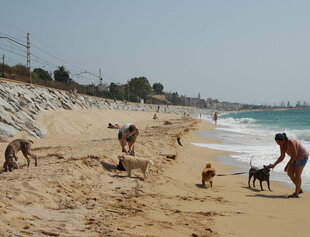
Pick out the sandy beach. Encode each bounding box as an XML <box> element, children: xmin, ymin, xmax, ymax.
<box><xmin>0</xmin><ymin>109</ymin><xmax>309</xmax><ymax>237</ymax></box>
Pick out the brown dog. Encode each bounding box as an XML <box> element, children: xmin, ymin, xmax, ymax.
<box><xmin>201</xmin><ymin>163</ymin><xmax>216</xmax><ymax>188</ymax></box>
<box><xmin>3</xmin><ymin>139</ymin><xmax>38</xmax><ymax>172</ymax></box>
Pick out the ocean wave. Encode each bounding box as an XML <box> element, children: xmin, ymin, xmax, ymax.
<box><xmin>238</xmin><ymin>118</ymin><xmax>256</xmax><ymax>124</ymax></box>
<box><xmin>294</xmin><ymin>130</ymin><xmax>310</xmax><ymax>142</ymax></box>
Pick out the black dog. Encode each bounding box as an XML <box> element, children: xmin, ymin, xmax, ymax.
<box><xmin>248</xmin><ymin>160</ymin><xmax>271</xmax><ymax>191</ymax></box>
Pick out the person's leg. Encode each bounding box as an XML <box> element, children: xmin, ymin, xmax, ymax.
<box><xmin>287</xmin><ymin>165</ymin><xmax>296</xmax><ymax>186</ymax></box>
<box><xmin>117</xmin><ymin>135</ymin><xmax>127</xmax><ymax>171</ymax></box>
<box><xmin>294</xmin><ymin>165</ymin><xmax>304</xmax><ymax>195</ymax></box>
<box><xmin>118</xmin><ymin>132</ymin><xmax>126</xmax><ymax>152</ymax></box>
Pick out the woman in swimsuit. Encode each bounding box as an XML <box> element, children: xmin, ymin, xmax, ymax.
<box><xmin>270</xmin><ymin>133</ymin><xmax>309</xmax><ymax>198</ymax></box>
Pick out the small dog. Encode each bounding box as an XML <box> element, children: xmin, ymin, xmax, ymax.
<box><xmin>248</xmin><ymin>160</ymin><xmax>271</xmax><ymax>191</ymax></box>
<box><xmin>3</xmin><ymin>139</ymin><xmax>38</xmax><ymax>172</ymax></box>
<box><xmin>201</xmin><ymin>163</ymin><xmax>216</xmax><ymax>188</ymax></box>
<box><xmin>117</xmin><ymin>153</ymin><xmax>153</xmax><ymax>179</ymax></box>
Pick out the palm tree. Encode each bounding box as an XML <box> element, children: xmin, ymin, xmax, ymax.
<box><xmin>53</xmin><ymin>66</ymin><xmax>70</xmax><ymax>84</ymax></box>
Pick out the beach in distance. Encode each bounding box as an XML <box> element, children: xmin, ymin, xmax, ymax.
<box><xmin>0</xmin><ymin>109</ymin><xmax>309</xmax><ymax>237</ymax></box>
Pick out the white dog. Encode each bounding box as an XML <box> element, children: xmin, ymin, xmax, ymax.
<box><xmin>117</xmin><ymin>153</ymin><xmax>154</xmax><ymax>179</ymax></box>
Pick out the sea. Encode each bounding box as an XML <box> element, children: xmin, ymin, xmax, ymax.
<box><xmin>193</xmin><ymin>109</ymin><xmax>310</xmax><ymax>191</ymax></box>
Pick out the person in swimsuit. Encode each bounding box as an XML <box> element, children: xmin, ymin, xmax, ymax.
<box><xmin>108</xmin><ymin>123</ymin><xmax>120</xmax><ymax>129</ymax></box>
<box><xmin>270</xmin><ymin>133</ymin><xmax>309</xmax><ymax>198</ymax></box>
<box><xmin>213</xmin><ymin>112</ymin><xmax>218</xmax><ymax>125</ymax></box>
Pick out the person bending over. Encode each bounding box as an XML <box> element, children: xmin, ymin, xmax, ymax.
<box><xmin>270</xmin><ymin>133</ymin><xmax>308</xmax><ymax>198</ymax></box>
<box><xmin>117</xmin><ymin>123</ymin><xmax>140</xmax><ymax>170</ymax></box>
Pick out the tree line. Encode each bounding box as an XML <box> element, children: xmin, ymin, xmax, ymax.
<box><xmin>0</xmin><ymin>63</ymin><xmax>187</xmax><ymax>105</ymax></box>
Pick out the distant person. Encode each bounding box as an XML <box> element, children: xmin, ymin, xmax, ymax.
<box><xmin>117</xmin><ymin>123</ymin><xmax>140</xmax><ymax>170</ymax></box>
<box><xmin>213</xmin><ymin>112</ymin><xmax>218</xmax><ymax>125</ymax></box>
<box><xmin>270</xmin><ymin>133</ymin><xmax>309</xmax><ymax>198</ymax></box>
<box><xmin>108</xmin><ymin>123</ymin><xmax>120</xmax><ymax>129</ymax></box>
<box><xmin>153</xmin><ymin>113</ymin><xmax>158</xmax><ymax>119</ymax></box>
<box><xmin>73</xmin><ymin>87</ymin><xmax>77</xmax><ymax>95</ymax></box>
<box><xmin>156</xmin><ymin>105</ymin><xmax>160</xmax><ymax>112</ymax></box>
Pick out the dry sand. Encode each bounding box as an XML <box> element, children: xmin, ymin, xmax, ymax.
<box><xmin>0</xmin><ymin>109</ymin><xmax>309</xmax><ymax>237</ymax></box>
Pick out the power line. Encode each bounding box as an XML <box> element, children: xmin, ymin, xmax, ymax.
<box><xmin>0</xmin><ymin>46</ymin><xmax>27</xmax><ymax>59</ymax></box>
<box><xmin>0</xmin><ymin>31</ymin><xmax>26</xmax><ymax>43</ymax></box>
<box><xmin>31</xmin><ymin>43</ymin><xmax>86</xmax><ymax>72</ymax></box>
<box><xmin>1</xmin><ymin>31</ymin><xmax>102</xmax><ymax>85</ymax></box>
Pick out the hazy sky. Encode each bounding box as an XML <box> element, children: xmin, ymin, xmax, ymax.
<box><xmin>1</xmin><ymin>0</ymin><xmax>310</xmax><ymax>105</ymax></box>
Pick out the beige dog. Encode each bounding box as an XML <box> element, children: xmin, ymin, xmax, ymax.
<box><xmin>3</xmin><ymin>139</ymin><xmax>38</xmax><ymax>172</ymax></box>
<box><xmin>117</xmin><ymin>153</ymin><xmax>153</xmax><ymax>179</ymax></box>
<box><xmin>201</xmin><ymin>163</ymin><xmax>216</xmax><ymax>188</ymax></box>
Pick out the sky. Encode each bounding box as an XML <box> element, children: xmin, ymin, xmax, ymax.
<box><xmin>1</xmin><ymin>0</ymin><xmax>310</xmax><ymax>105</ymax></box>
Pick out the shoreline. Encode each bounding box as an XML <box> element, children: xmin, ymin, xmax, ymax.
<box><xmin>191</xmin><ymin>121</ymin><xmax>310</xmax><ymax>237</ymax></box>
<box><xmin>196</xmin><ymin>119</ymin><xmax>310</xmax><ymax>192</ymax></box>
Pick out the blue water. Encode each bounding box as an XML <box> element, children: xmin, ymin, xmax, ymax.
<box><xmin>193</xmin><ymin>109</ymin><xmax>310</xmax><ymax>191</ymax></box>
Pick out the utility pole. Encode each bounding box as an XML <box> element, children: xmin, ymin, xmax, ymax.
<box><xmin>2</xmin><ymin>54</ymin><xmax>4</xmax><ymax>78</ymax></box>
<box><xmin>99</xmin><ymin>68</ymin><xmax>102</xmax><ymax>83</ymax></box>
<box><xmin>26</xmin><ymin>33</ymin><xmax>31</xmax><ymax>84</ymax></box>
<box><xmin>0</xmin><ymin>34</ymin><xmax>30</xmax><ymax>81</ymax></box>
<box><xmin>127</xmin><ymin>80</ymin><xmax>130</xmax><ymax>101</ymax></box>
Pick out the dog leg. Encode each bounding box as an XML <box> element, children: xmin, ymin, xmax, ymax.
<box><xmin>25</xmin><ymin>143</ymin><xmax>38</xmax><ymax>166</ymax></box>
<box><xmin>202</xmin><ymin>179</ymin><xmax>206</xmax><ymax>187</ymax></box>
<box><xmin>128</xmin><ymin>169</ymin><xmax>132</xmax><ymax>177</ymax></box>
<box><xmin>209</xmin><ymin>180</ymin><xmax>213</xmax><ymax>188</ymax></box>
<box><xmin>267</xmin><ymin>180</ymin><xmax>271</xmax><ymax>191</ymax></box>
<box><xmin>248</xmin><ymin>174</ymin><xmax>253</xmax><ymax>187</ymax></box>
<box><xmin>3</xmin><ymin>161</ymin><xmax>8</xmax><ymax>172</ymax></box>
<box><xmin>28</xmin><ymin>152</ymin><xmax>38</xmax><ymax>166</ymax></box>
<box><xmin>253</xmin><ymin>177</ymin><xmax>256</xmax><ymax>188</ymax></box>
<box><xmin>260</xmin><ymin>181</ymin><xmax>264</xmax><ymax>191</ymax></box>
<box><xmin>22</xmin><ymin>152</ymin><xmax>31</xmax><ymax>167</ymax></box>
<box><xmin>144</xmin><ymin>168</ymin><xmax>148</xmax><ymax>179</ymax></box>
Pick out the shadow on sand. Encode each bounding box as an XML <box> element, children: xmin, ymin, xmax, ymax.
<box><xmin>246</xmin><ymin>193</ymin><xmax>288</xmax><ymax>199</ymax></box>
<box><xmin>100</xmin><ymin>161</ymin><xmax>117</xmax><ymax>172</ymax></box>
<box><xmin>195</xmin><ymin>183</ymin><xmax>208</xmax><ymax>189</ymax></box>
<box><xmin>242</xmin><ymin>186</ymin><xmax>288</xmax><ymax>199</ymax></box>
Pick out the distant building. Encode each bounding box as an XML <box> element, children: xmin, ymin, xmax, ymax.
<box><xmin>98</xmin><ymin>83</ymin><xmax>109</xmax><ymax>92</ymax></box>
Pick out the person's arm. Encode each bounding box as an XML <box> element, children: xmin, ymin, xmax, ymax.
<box><xmin>120</xmin><ymin>133</ymin><xmax>127</xmax><ymax>153</ymax></box>
<box><xmin>284</xmin><ymin>141</ymin><xmax>298</xmax><ymax>172</ymax></box>
<box><xmin>128</xmin><ymin>129</ymin><xmax>140</xmax><ymax>150</ymax></box>
<box><xmin>270</xmin><ymin>145</ymin><xmax>286</xmax><ymax>168</ymax></box>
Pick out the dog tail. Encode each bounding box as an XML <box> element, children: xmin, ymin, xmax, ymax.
<box><xmin>250</xmin><ymin>159</ymin><xmax>253</xmax><ymax>168</ymax></box>
<box><xmin>149</xmin><ymin>160</ymin><xmax>154</xmax><ymax>166</ymax></box>
<box><xmin>28</xmin><ymin>140</ymin><xmax>34</xmax><ymax>144</ymax></box>
<box><xmin>206</xmin><ymin>163</ymin><xmax>211</xmax><ymax>168</ymax></box>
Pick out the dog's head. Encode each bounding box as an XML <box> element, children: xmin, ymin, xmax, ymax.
<box><xmin>118</xmin><ymin>153</ymin><xmax>126</xmax><ymax>162</ymax></box>
<box><xmin>207</xmin><ymin>169</ymin><xmax>216</xmax><ymax>177</ymax></box>
<box><xmin>205</xmin><ymin>163</ymin><xmax>212</xmax><ymax>168</ymax></box>
<box><xmin>7</xmin><ymin>156</ymin><xmax>18</xmax><ymax>170</ymax></box>
<box><xmin>262</xmin><ymin>165</ymin><xmax>271</xmax><ymax>175</ymax></box>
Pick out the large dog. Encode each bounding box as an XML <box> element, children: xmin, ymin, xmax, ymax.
<box><xmin>201</xmin><ymin>163</ymin><xmax>216</xmax><ymax>188</ymax></box>
<box><xmin>117</xmin><ymin>153</ymin><xmax>153</xmax><ymax>179</ymax></box>
<box><xmin>3</xmin><ymin>139</ymin><xmax>38</xmax><ymax>172</ymax></box>
<box><xmin>248</xmin><ymin>160</ymin><xmax>271</xmax><ymax>191</ymax></box>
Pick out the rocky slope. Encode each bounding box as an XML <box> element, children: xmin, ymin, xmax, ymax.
<box><xmin>0</xmin><ymin>80</ymin><xmax>208</xmax><ymax>140</ymax></box>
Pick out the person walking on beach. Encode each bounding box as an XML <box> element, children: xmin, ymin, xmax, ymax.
<box><xmin>270</xmin><ymin>133</ymin><xmax>309</xmax><ymax>198</ymax></box>
<box><xmin>117</xmin><ymin>123</ymin><xmax>140</xmax><ymax>170</ymax></box>
<box><xmin>213</xmin><ymin>112</ymin><xmax>218</xmax><ymax>125</ymax></box>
